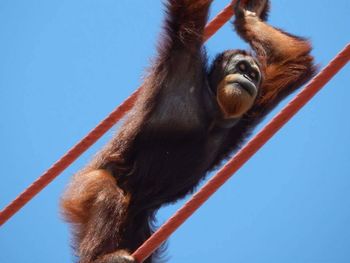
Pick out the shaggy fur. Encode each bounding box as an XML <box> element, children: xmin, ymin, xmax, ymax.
<box><xmin>61</xmin><ymin>0</ymin><xmax>315</xmax><ymax>262</ymax></box>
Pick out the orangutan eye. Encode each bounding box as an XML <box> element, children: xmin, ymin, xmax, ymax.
<box><xmin>250</xmin><ymin>71</ymin><xmax>257</xmax><ymax>79</ymax></box>
<box><xmin>237</xmin><ymin>62</ymin><xmax>248</xmax><ymax>72</ymax></box>
<box><xmin>250</xmin><ymin>70</ymin><xmax>260</xmax><ymax>81</ymax></box>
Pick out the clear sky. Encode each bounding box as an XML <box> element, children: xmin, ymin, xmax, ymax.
<box><xmin>0</xmin><ymin>1</ymin><xmax>349</xmax><ymax>262</ymax></box>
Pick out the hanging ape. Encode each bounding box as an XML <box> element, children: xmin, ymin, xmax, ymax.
<box><xmin>61</xmin><ymin>0</ymin><xmax>315</xmax><ymax>262</ymax></box>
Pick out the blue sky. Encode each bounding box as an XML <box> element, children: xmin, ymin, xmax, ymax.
<box><xmin>0</xmin><ymin>1</ymin><xmax>349</xmax><ymax>262</ymax></box>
